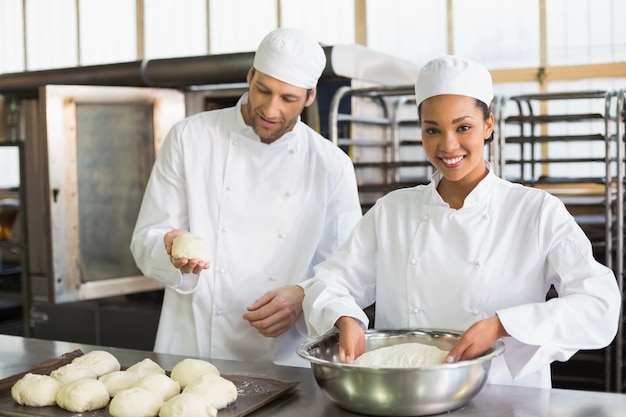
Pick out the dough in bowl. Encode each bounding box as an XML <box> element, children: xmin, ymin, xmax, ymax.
<box><xmin>169</xmin><ymin>358</ymin><xmax>219</xmax><ymax>389</ymax></box>
<box><xmin>159</xmin><ymin>393</ymin><xmax>217</xmax><ymax>417</ymax></box>
<box><xmin>182</xmin><ymin>374</ymin><xmax>237</xmax><ymax>409</ymax></box>
<box><xmin>109</xmin><ymin>387</ymin><xmax>163</xmax><ymax>417</ymax></box>
<box><xmin>11</xmin><ymin>373</ymin><xmax>61</xmax><ymax>407</ymax></box>
<box><xmin>171</xmin><ymin>233</ymin><xmax>212</xmax><ymax>264</ymax></box>
<box><xmin>56</xmin><ymin>378</ymin><xmax>110</xmax><ymax>412</ymax></box>
<box><xmin>351</xmin><ymin>342</ymin><xmax>449</xmax><ymax>368</ymax></box>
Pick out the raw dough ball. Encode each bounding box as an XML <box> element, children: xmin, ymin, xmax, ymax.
<box><xmin>126</xmin><ymin>358</ymin><xmax>166</xmax><ymax>378</ymax></box>
<box><xmin>159</xmin><ymin>393</ymin><xmax>217</xmax><ymax>417</ymax></box>
<box><xmin>55</xmin><ymin>378</ymin><xmax>110</xmax><ymax>412</ymax></box>
<box><xmin>11</xmin><ymin>373</ymin><xmax>61</xmax><ymax>407</ymax></box>
<box><xmin>182</xmin><ymin>374</ymin><xmax>237</xmax><ymax>409</ymax></box>
<box><xmin>170</xmin><ymin>358</ymin><xmax>219</xmax><ymax>389</ymax></box>
<box><xmin>351</xmin><ymin>342</ymin><xmax>449</xmax><ymax>368</ymax></box>
<box><xmin>109</xmin><ymin>387</ymin><xmax>163</xmax><ymax>417</ymax></box>
<box><xmin>171</xmin><ymin>233</ymin><xmax>212</xmax><ymax>264</ymax></box>
<box><xmin>50</xmin><ymin>363</ymin><xmax>98</xmax><ymax>384</ymax></box>
<box><xmin>135</xmin><ymin>373</ymin><xmax>181</xmax><ymax>401</ymax></box>
<box><xmin>71</xmin><ymin>350</ymin><xmax>121</xmax><ymax>376</ymax></box>
<box><xmin>99</xmin><ymin>370</ymin><xmax>140</xmax><ymax>397</ymax></box>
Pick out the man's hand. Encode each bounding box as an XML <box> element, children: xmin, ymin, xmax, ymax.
<box><xmin>336</xmin><ymin>316</ymin><xmax>365</xmax><ymax>364</ymax></box>
<box><xmin>164</xmin><ymin>229</ymin><xmax>209</xmax><ymax>274</ymax></box>
<box><xmin>446</xmin><ymin>315</ymin><xmax>508</xmax><ymax>363</ymax></box>
<box><xmin>243</xmin><ymin>285</ymin><xmax>304</xmax><ymax>337</ymax></box>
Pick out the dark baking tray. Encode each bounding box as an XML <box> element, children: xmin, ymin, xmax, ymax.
<box><xmin>0</xmin><ymin>350</ymin><xmax>299</xmax><ymax>417</ymax></box>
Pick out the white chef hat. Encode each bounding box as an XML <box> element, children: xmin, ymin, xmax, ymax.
<box><xmin>415</xmin><ymin>55</ymin><xmax>494</xmax><ymax>107</ymax></box>
<box><xmin>253</xmin><ymin>28</ymin><xmax>326</xmax><ymax>89</ymax></box>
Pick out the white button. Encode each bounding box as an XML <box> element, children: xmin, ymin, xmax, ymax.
<box><xmin>410</xmin><ymin>306</ymin><xmax>420</xmax><ymax>314</ymax></box>
<box><xmin>482</xmin><ymin>213</ymin><xmax>489</xmax><ymax>220</ymax></box>
<box><xmin>278</xmin><ymin>233</ymin><xmax>286</xmax><ymax>239</ymax></box>
<box><xmin>269</xmin><ymin>276</ymin><xmax>277</xmax><ymax>282</ymax></box>
<box><xmin>225</xmin><ymin>185</ymin><xmax>232</xmax><ymax>191</ymax></box>
<box><xmin>284</xmin><ymin>192</ymin><xmax>292</xmax><ymax>198</ymax></box>
<box><xmin>217</xmin><ymin>267</ymin><xmax>226</xmax><ymax>274</ymax></box>
<box><xmin>220</xmin><ymin>225</ymin><xmax>229</xmax><ymax>232</ymax></box>
<box><xmin>473</xmin><ymin>259</ymin><xmax>482</xmax><ymax>267</ymax></box>
<box><xmin>473</xmin><ymin>310</ymin><xmax>480</xmax><ymax>316</ymax></box>
<box><xmin>289</xmin><ymin>148</ymin><xmax>296</xmax><ymax>153</ymax></box>
<box><xmin>410</xmin><ymin>258</ymin><xmax>417</xmax><ymax>265</ymax></box>
<box><xmin>232</xmin><ymin>140</ymin><xmax>239</xmax><ymax>146</ymax></box>
<box><xmin>422</xmin><ymin>214</ymin><xmax>429</xmax><ymax>221</ymax></box>
<box><xmin>216</xmin><ymin>310</ymin><xmax>224</xmax><ymax>316</ymax></box>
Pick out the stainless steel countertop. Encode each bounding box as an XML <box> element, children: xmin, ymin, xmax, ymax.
<box><xmin>1</xmin><ymin>334</ymin><xmax>625</xmax><ymax>417</ymax></box>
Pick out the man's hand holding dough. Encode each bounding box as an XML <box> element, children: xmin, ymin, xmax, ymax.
<box><xmin>164</xmin><ymin>229</ymin><xmax>211</xmax><ymax>275</ymax></box>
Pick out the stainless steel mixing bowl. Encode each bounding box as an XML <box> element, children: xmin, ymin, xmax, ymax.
<box><xmin>297</xmin><ymin>329</ymin><xmax>505</xmax><ymax>416</ymax></box>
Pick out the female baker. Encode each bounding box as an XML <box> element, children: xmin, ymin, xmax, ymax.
<box><xmin>301</xmin><ymin>55</ymin><xmax>621</xmax><ymax>387</ymax></box>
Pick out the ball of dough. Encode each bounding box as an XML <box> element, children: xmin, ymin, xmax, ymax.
<box><xmin>11</xmin><ymin>373</ymin><xmax>61</xmax><ymax>407</ymax></box>
<box><xmin>50</xmin><ymin>363</ymin><xmax>98</xmax><ymax>385</ymax></box>
<box><xmin>159</xmin><ymin>393</ymin><xmax>217</xmax><ymax>417</ymax></box>
<box><xmin>71</xmin><ymin>350</ymin><xmax>121</xmax><ymax>376</ymax></box>
<box><xmin>351</xmin><ymin>342</ymin><xmax>449</xmax><ymax>367</ymax></box>
<box><xmin>56</xmin><ymin>378</ymin><xmax>110</xmax><ymax>412</ymax></box>
<box><xmin>182</xmin><ymin>374</ymin><xmax>237</xmax><ymax>409</ymax></box>
<box><xmin>171</xmin><ymin>233</ymin><xmax>212</xmax><ymax>264</ymax></box>
<box><xmin>135</xmin><ymin>373</ymin><xmax>180</xmax><ymax>401</ymax></box>
<box><xmin>126</xmin><ymin>358</ymin><xmax>166</xmax><ymax>378</ymax></box>
<box><xmin>99</xmin><ymin>370</ymin><xmax>140</xmax><ymax>397</ymax></box>
<box><xmin>109</xmin><ymin>387</ymin><xmax>163</xmax><ymax>417</ymax></box>
<box><xmin>169</xmin><ymin>358</ymin><xmax>219</xmax><ymax>389</ymax></box>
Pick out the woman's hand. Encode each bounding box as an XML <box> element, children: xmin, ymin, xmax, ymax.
<box><xmin>336</xmin><ymin>316</ymin><xmax>366</xmax><ymax>364</ymax></box>
<box><xmin>446</xmin><ymin>315</ymin><xmax>508</xmax><ymax>363</ymax></box>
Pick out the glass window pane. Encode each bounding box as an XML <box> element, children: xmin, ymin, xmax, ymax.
<box><xmin>366</xmin><ymin>0</ymin><xmax>447</xmax><ymax>66</ymax></box>
<box><xmin>0</xmin><ymin>0</ymin><xmax>25</xmax><ymax>74</ymax></box>
<box><xmin>281</xmin><ymin>0</ymin><xmax>355</xmax><ymax>45</ymax></box>
<box><xmin>0</xmin><ymin>147</ymin><xmax>20</xmax><ymax>188</ymax></box>
<box><xmin>145</xmin><ymin>0</ymin><xmax>207</xmax><ymax>58</ymax></box>
<box><xmin>79</xmin><ymin>0</ymin><xmax>137</xmax><ymax>65</ymax></box>
<box><xmin>209</xmin><ymin>0</ymin><xmax>276</xmax><ymax>53</ymax></box>
<box><xmin>453</xmin><ymin>0</ymin><xmax>539</xmax><ymax>69</ymax></box>
<box><xmin>547</xmin><ymin>0</ymin><xmax>626</xmax><ymax>65</ymax></box>
<box><xmin>76</xmin><ymin>103</ymin><xmax>152</xmax><ymax>281</ymax></box>
<box><xmin>25</xmin><ymin>0</ymin><xmax>78</xmax><ymax>70</ymax></box>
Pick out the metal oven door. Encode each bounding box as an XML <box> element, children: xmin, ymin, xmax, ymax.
<box><xmin>27</xmin><ymin>85</ymin><xmax>185</xmax><ymax>303</ymax></box>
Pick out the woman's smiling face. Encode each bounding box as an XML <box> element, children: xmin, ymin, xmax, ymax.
<box><xmin>420</xmin><ymin>94</ymin><xmax>494</xmax><ymax>188</ymax></box>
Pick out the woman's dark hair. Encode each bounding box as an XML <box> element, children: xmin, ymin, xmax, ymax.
<box><xmin>417</xmin><ymin>98</ymin><xmax>494</xmax><ymax>143</ymax></box>
<box><xmin>476</xmin><ymin>99</ymin><xmax>495</xmax><ymax>143</ymax></box>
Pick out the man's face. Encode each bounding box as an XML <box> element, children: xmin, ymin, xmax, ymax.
<box><xmin>242</xmin><ymin>69</ymin><xmax>315</xmax><ymax>144</ymax></box>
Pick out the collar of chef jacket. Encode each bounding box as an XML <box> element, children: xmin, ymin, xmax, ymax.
<box><xmin>430</xmin><ymin>160</ymin><xmax>496</xmax><ymax>209</ymax></box>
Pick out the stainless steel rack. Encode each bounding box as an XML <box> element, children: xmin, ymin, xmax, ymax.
<box><xmin>329</xmin><ymin>84</ymin><xmax>432</xmax><ymax>211</ymax></box>
<box><xmin>497</xmin><ymin>90</ymin><xmax>625</xmax><ymax>392</ymax></box>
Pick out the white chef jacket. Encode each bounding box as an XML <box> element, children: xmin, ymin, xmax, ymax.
<box><xmin>302</xmin><ymin>163</ymin><xmax>621</xmax><ymax>387</ymax></box>
<box><xmin>130</xmin><ymin>93</ymin><xmax>362</xmax><ymax>367</ymax></box>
